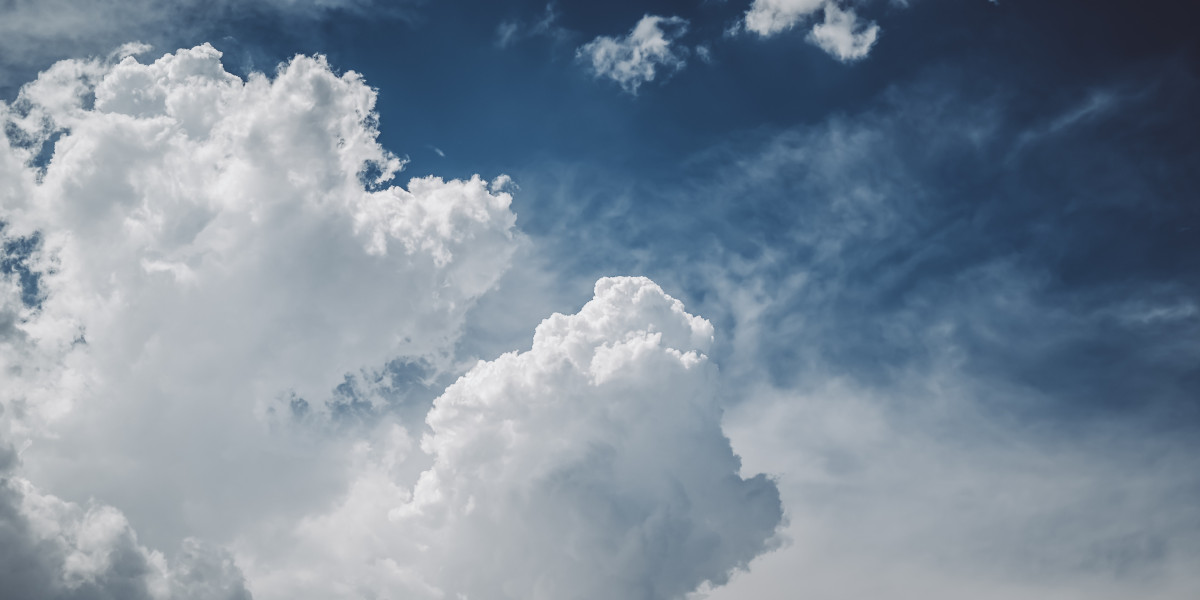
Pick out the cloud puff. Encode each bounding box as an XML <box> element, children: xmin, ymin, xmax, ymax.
<box><xmin>0</xmin><ymin>0</ymin><xmax>414</xmax><ymax>85</ymax></box>
<box><xmin>743</xmin><ymin>0</ymin><xmax>827</xmax><ymax>36</ymax></box>
<box><xmin>577</xmin><ymin>15</ymin><xmax>690</xmax><ymax>94</ymax></box>
<box><xmin>0</xmin><ymin>43</ymin><xmax>517</xmax><ymax>552</ymax></box>
<box><xmin>743</xmin><ymin>0</ymin><xmax>879</xmax><ymax>62</ymax></box>
<box><xmin>807</xmin><ymin>3</ymin><xmax>879</xmax><ymax>62</ymax></box>
<box><xmin>250</xmin><ymin>277</ymin><xmax>783</xmax><ymax>599</ymax></box>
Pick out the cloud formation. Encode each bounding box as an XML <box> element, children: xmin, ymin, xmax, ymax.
<box><xmin>743</xmin><ymin>0</ymin><xmax>879</xmax><ymax>62</ymax></box>
<box><xmin>806</xmin><ymin>3</ymin><xmax>879</xmax><ymax>62</ymax></box>
<box><xmin>1</xmin><ymin>42</ymin><xmax>517</xmax><ymax>563</ymax></box>
<box><xmin>577</xmin><ymin>15</ymin><xmax>690</xmax><ymax>94</ymax></box>
<box><xmin>249</xmin><ymin>277</ymin><xmax>783</xmax><ymax>599</ymax></box>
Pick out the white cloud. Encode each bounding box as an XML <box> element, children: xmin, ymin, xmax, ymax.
<box><xmin>743</xmin><ymin>0</ymin><xmax>827</xmax><ymax>36</ymax></box>
<box><xmin>807</xmin><ymin>3</ymin><xmax>879</xmax><ymax>62</ymax></box>
<box><xmin>577</xmin><ymin>15</ymin><xmax>690</xmax><ymax>94</ymax></box>
<box><xmin>742</xmin><ymin>0</ymin><xmax>880</xmax><ymax>62</ymax></box>
<box><xmin>0</xmin><ymin>42</ymin><xmax>518</xmax><ymax>560</ymax></box>
<box><xmin>247</xmin><ymin>277</ymin><xmax>783</xmax><ymax>599</ymax></box>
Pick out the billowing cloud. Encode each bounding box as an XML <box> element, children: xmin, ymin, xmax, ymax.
<box><xmin>577</xmin><ymin>15</ymin><xmax>690</xmax><ymax>94</ymax></box>
<box><xmin>248</xmin><ymin>277</ymin><xmax>783</xmax><ymax>599</ymax></box>
<box><xmin>743</xmin><ymin>0</ymin><xmax>880</xmax><ymax>62</ymax></box>
<box><xmin>0</xmin><ymin>42</ymin><xmax>517</xmax><ymax>560</ymax></box>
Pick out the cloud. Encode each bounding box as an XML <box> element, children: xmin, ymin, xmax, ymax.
<box><xmin>0</xmin><ymin>450</ymin><xmax>251</xmax><ymax>600</ymax></box>
<box><xmin>742</xmin><ymin>0</ymin><xmax>880</xmax><ymax>61</ymax></box>
<box><xmin>743</xmin><ymin>0</ymin><xmax>827</xmax><ymax>36</ymax></box>
<box><xmin>806</xmin><ymin>3</ymin><xmax>879</xmax><ymax>62</ymax></box>
<box><xmin>577</xmin><ymin>15</ymin><xmax>690</xmax><ymax>95</ymax></box>
<box><xmin>0</xmin><ymin>42</ymin><xmax>518</xmax><ymax>560</ymax></box>
<box><xmin>248</xmin><ymin>277</ymin><xmax>783</xmax><ymax>599</ymax></box>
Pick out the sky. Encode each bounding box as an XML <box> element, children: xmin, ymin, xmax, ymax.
<box><xmin>1</xmin><ymin>1</ymin><xmax>1198</xmax><ymax>599</ymax></box>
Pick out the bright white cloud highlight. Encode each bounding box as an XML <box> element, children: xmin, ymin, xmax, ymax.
<box><xmin>577</xmin><ymin>15</ymin><xmax>690</xmax><ymax>94</ymax></box>
<box><xmin>249</xmin><ymin>277</ymin><xmax>783</xmax><ymax>599</ymax></box>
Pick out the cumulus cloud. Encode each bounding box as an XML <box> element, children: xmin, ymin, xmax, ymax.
<box><xmin>577</xmin><ymin>15</ymin><xmax>690</xmax><ymax>94</ymax></box>
<box><xmin>249</xmin><ymin>277</ymin><xmax>783</xmax><ymax>599</ymax></box>
<box><xmin>742</xmin><ymin>0</ymin><xmax>880</xmax><ymax>62</ymax></box>
<box><xmin>0</xmin><ymin>42</ymin><xmax>517</xmax><ymax>559</ymax></box>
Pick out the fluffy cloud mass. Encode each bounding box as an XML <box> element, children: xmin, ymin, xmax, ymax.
<box><xmin>577</xmin><ymin>15</ymin><xmax>690</xmax><ymax>94</ymax></box>
<box><xmin>1</xmin><ymin>45</ymin><xmax>783</xmax><ymax>600</ymax></box>
<box><xmin>1</xmin><ymin>43</ymin><xmax>518</xmax><ymax>594</ymax></box>
<box><xmin>2</xmin><ymin>43</ymin><xmax>516</xmax><ymax>433</ymax></box>
<box><xmin>744</xmin><ymin>0</ymin><xmax>879</xmax><ymax>62</ymax></box>
<box><xmin>250</xmin><ymin>277</ymin><xmax>783</xmax><ymax>599</ymax></box>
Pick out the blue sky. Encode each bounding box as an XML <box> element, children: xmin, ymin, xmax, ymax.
<box><xmin>1</xmin><ymin>1</ymin><xmax>1199</xmax><ymax>599</ymax></box>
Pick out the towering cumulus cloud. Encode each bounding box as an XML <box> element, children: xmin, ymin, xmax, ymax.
<box><xmin>0</xmin><ymin>43</ymin><xmax>518</xmax><ymax>595</ymax></box>
<box><xmin>252</xmin><ymin>277</ymin><xmax>783</xmax><ymax>599</ymax></box>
